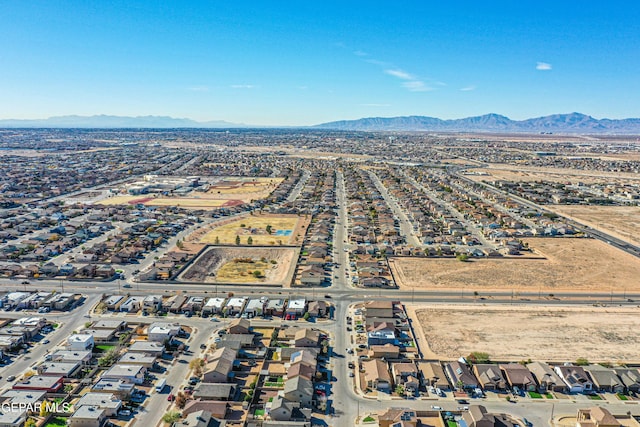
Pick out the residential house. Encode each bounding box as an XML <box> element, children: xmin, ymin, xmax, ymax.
<box><xmin>243</xmin><ymin>298</ymin><xmax>265</xmax><ymax>318</ymax></box>
<box><xmin>68</xmin><ymin>334</ymin><xmax>94</xmax><ymax>351</ymax></box>
<box><xmin>585</xmin><ymin>366</ymin><xmax>624</xmax><ymax>394</ymax></box>
<box><xmin>500</xmin><ymin>363</ymin><xmax>537</xmax><ymax>392</ymax></box>
<box><xmin>391</xmin><ymin>362</ymin><xmax>420</xmax><ymax>393</ymax></box>
<box><xmin>102</xmin><ymin>364</ymin><xmax>147</xmax><ymax>384</ymax></box>
<box><xmin>202</xmin><ymin>347</ymin><xmax>237</xmax><ymax>383</ymax></box>
<box><xmin>282</xmin><ymin>376</ymin><xmax>314</xmax><ymax>407</ymax></box>
<box><xmin>473</xmin><ymin>364</ymin><xmax>507</xmax><ymax>391</ymax></box>
<box><xmin>12</xmin><ymin>375</ymin><xmax>64</xmax><ymax>393</ymax></box>
<box><xmin>299</xmin><ymin>266</ymin><xmax>324</xmax><ymax>286</ymax></box>
<box><xmin>268</xmin><ymin>394</ymin><xmax>311</xmax><ymax>422</ymax></box>
<box><xmin>293</xmin><ymin>329</ymin><xmax>320</xmax><ymax>348</ymax></box>
<box><xmin>364</xmin><ymin>301</ymin><xmax>394</xmax><ymax>318</ymax></box>
<box><xmin>526</xmin><ymin>362</ymin><xmax>566</xmax><ymax>393</ymax></box>
<box><xmin>192</xmin><ymin>383</ymin><xmax>236</xmax><ymax>401</ymax></box>
<box><xmin>306</xmin><ymin>300</ymin><xmax>327</xmax><ymax>318</ymax></box>
<box><xmin>369</xmin><ymin>344</ymin><xmax>401</xmax><ymax>360</ymax></box>
<box><xmin>174</xmin><ymin>410</ymin><xmax>225</xmax><ymax>427</ymax></box>
<box><xmin>362</xmin><ymin>359</ymin><xmax>393</xmax><ymax>392</ymax></box>
<box><xmin>224</xmin><ymin>297</ymin><xmax>247</xmax><ymax>316</ymax></box>
<box><xmin>228</xmin><ymin>318</ymin><xmax>251</xmax><ymax>335</ymax></box>
<box><xmin>417</xmin><ymin>361</ymin><xmax>451</xmax><ymax>391</ymax></box>
<box><xmin>555</xmin><ymin>365</ymin><xmax>593</xmax><ymax>393</ymax></box>
<box><xmin>75</xmin><ymin>393</ymin><xmax>122</xmax><ymax>417</ymax></box>
<box><xmin>68</xmin><ymin>405</ymin><xmax>107</xmax><ymax>427</ymax></box>
<box><xmin>462</xmin><ymin>405</ymin><xmax>518</xmax><ymax>427</ymax></box>
<box><xmin>202</xmin><ymin>297</ymin><xmax>226</xmax><ymax>315</ymax></box>
<box><xmin>576</xmin><ymin>407</ymin><xmax>621</xmax><ymax>427</ymax></box>
<box><xmin>265</xmin><ymin>299</ymin><xmax>285</xmax><ymax>317</ymax></box>
<box><xmin>367</xmin><ymin>322</ymin><xmax>396</xmax><ymax>346</ymax></box>
<box><xmin>285</xmin><ymin>298</ymin><xmax>307</xmax><ymax>318</ymax></box>
<box><xmin>147</xmin><ymin>322</ymin><xmax>181</xmax><ymax>342</ymax></box>
<box><xmin>445</xmin><ymin>361</ymin><xmax>479</xmax><ymax>391</ymax></box>
<box><xmin>378</xmin><ymin>408</ymin><xmax>418</xmax><ymax>427</ymax></box>
<box><xmin>128</xmin><ymin>341</ymin><xmax>164</xmax><ymax>356</ymax></box>
<box><xmin>614</xmin><ymin>368</ymin><xmax>640</xmax><ymax>393</ymax></box>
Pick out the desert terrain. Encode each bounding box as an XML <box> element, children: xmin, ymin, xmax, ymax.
<box><xmin>179</xmin><ymin>247</ymin><xmax>298</xmax><ymax>285</ymax></box>
<box><xmin>199</xmin><ymin>214</ymin><xmax>308</xmax><ymax>246</ymax></box>
<box><xmin>550</xmin><ymin>205</ymin><xmax>640</xmax><ymax>247</ymax></box>
<box><xmin>390</xmin><ymin>238</ymin><xmax>640</xmax><ymax>292</ymax></box>
<box><xmin>409</xmin><ymin>304</ymin><xmax>640</xmax><ymax>362</ymax></box>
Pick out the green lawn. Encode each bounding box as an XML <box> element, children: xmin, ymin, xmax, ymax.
<box><xmin>588</xmin><ymin>394</ymin><xmax>603</xmax><ymax>400</ymax></box>
<box><xmin>95</xmin><ymin>344</ymin><xmax>115</xmax><ymax>352</ymax></box>
<box><xmin>45</xmin><ymin>417</ymin><xmax>68</xmax><ymax>427</ymax></box>
<box><xmin>528</xmin><ymin>391</ymin><xmax>542</xmax><ymax>399</ymax></box>
<box><xmin>544</xmin><ymin>393</ymin><xmax>554</xmax><ymax>399</ymax></box>
<box><xmin>254</xmin><ymin>409</ymin><xmax>265</xmax><ymax>417</ymax></box>
<box><xmin>617</xmin><ymin>394</ymin><xmax>629</xmax><ymax>401</ymax></box>
<box><xmin>363</xmin><ymin>416</ymin><xmax>375</xmax><ymax>423</ymax></box>
<box><xmin>448</xmin><ymin>421</ymin><xmax>458</xmax><ymax>427</ymax></box>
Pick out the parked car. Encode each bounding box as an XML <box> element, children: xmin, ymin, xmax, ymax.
<box><xmin>431</xmin><ymin>405</ymin><xmax>442</xmax><ymax>410</ymax></box>
<box><xmin>167</xmin><ymin>394</ymin><xmax>175</xmax><ymax>401</ymax></box>
<box><xmin>6</xmin><ymin>376</ymin><xmax>15</xmax><ymax>382</ymax></box>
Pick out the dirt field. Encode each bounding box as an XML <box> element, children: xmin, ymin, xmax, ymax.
<box><xmin>466</xmin><ymin>164</ymin><xmax>640</xmax><ymax>183</ymax></box>
<box><xmin>179</xmin><ymin>247</ymin><xmax>298</xmax><ymax>285</ymax></box>
<box><xmin>410</xmin><ymin>304</ymin><xmax>640</xmax><ymax>362</ymax></box>
<box><xmin>205</xmin><ymin>177</ymin><xmax>282</xmax><ymax>201</ymax></box>
<box><xmin>199</xmin><ymin>214</ymin><xmax>308</xmax><ymax>246</ymax></box>
<box><xmin>550</xmin><ymin>205</ymin><xmax>640</xmax><ymax>247</ymax></box>
<box><xmin>390</xmin><ymin>238</ymin><xmax>640</xmax><ymax>292</ymax></box>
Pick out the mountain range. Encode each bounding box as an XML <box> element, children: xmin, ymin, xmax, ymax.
<box><xmin>1</xmin><ymin>113</ymin><xmax>640</xmax><ymax>133</ymax></box>
<box><xmin>314</xmin><ymin>113</ymin><xmax>640</xmax><ymax>133</ymax></box>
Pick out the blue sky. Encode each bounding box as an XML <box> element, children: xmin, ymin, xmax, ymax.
<box><xmin>1</xmin><ymin>1</ymin><xmax>639</xmax><ymax>125</ymax></box>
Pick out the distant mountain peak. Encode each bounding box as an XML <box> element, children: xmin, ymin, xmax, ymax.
<box><xmin>314</xmin><ymin>113</ymin><xmax>640</xmax><ymax>133</ymax></box>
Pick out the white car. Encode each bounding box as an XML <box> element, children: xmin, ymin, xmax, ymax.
<box><xmin>431</xmin><ymin>405</ymin><xmax>442</xmax><ymax>410</ymax></box>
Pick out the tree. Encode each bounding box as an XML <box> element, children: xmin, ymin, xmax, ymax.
<box><xmin>575</xmin><ymin>357</ymin><xmax>589</xmax><ymax>366</ymax></box>
<box><xmin>235</xmin><ymin>235</ymin><xmax>241</xmax><ymax>245</ymax></box>
<box><xmin>162</xmin><ymin>411</ymin><xmax>181</xmax><ymax>424</ymax></box>
<box><xmin>39</xmin><ymin>400</ymin><xmax>50</xmax><ymax>417</ymax></box>
<box><xmin>303</xmin><ymin>312</ymin><xmax>310</xmax><ymax>321</ymax></box>
<box><xmin>25</xmin><ymin>419</ymin><xmax>36</xmax><ymax>427</ymax></box>
<box><xmin>456</xmin><ymin>253</ymin><xmax>469</xmax><ymax>262</ymax></box>
<box><xmin>176</xmin><ymin>239</ymin><xmax>184</xmax><ymax>249</ymax></box>
<box><xmin>247</xmin><ymin>236</ymin><xmax>253</xmax><ymax>245</ymax></box>
<box><xmin>175</xmin><ymin>392</ymin><xmax>187</xmax><ymax>409</ymax></box>
<box><xmin>266</xmin><ymin>224</ymin><xmax>272</xmax><ymax>234</ymax></box>
<box><xmin>468</xmin><ymin>351</ymin><xmax>491</xmax><ymax>364</ymax></box>
<box><xmin>252</xmin><ymin>270</ymin><xmax>262</xmax><ymax>278</ymax></box>
<box><xmin>214</xmin><ymin>236</ymin><xmax>220</xmax><ymax>245</ymax></box>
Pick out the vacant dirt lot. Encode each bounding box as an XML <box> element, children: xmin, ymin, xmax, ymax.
<box><xmin>466</xmin><ymin>164</ymin><xmax>640</xmax><ymax>184</ymax></box>
<box><xmin>391</xmin><ymin>238</ymin><xmax>640</xmax><ymax>292</ymax></box>
<box><xmin>179</xmin><ymin>247</ymin><xmax>298</xmax><ymax>285</ymax></box>
<box><xmin>200</xmin><ymin>214</ymin><xmax>308</xmax><ymax>246</ymax></box>
<box><xmin>550</xmin><ymin>205</ymin><xmax>640</xmax><ymax>247</ymax></box>
<box><xmin>411</xmin><ymin>304</ymin><xmax>640</xmax><ymax>362</ymax></box>
<box><xmin>205</xmin><ymin>177</ymin><xmax>283</xmax><ymax>202</ymax></box>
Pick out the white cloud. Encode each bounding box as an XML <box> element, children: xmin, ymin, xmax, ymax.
<box><xmin>354</xmin><ymin>50</ymin><xmax>369</xmax><ymax>57</ymax></box>
<box><xmin>384</xmin><ymin>69</ymin><xmax>414</xmax><ymax>80</ymax></box>
<box><xmin>460</xmin><ymin>85</ymin><xmax>476</xmax><ymax>91</ymax></box>
<box><xmin>536</xmin><ymin>62</ymin><xmax>552</xmax><ymax>71</ymax></box>
<box><xmin>360</xmin><ymin>103</ymin><xmax>391</xmax><ymax>107</ymax></box>
<box><xmin>188</xmin><ymin>86</ymin><xmax>210</xmax><ymax>92</ymax></box>
<box><xmin>402</xmin><ymin>81</ymin><xmax>432</xmax><ymax>92</ymax></box>
<box><xmin>230</xmin><ymin>84</ymin><xmax>256</xmax><ymax>89</ymax></box>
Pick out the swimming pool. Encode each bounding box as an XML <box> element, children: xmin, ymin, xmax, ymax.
<box><xmin>274</xmin><ymin>229</ymin><xmax>292</xmax><ymax>236</ymax></box>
